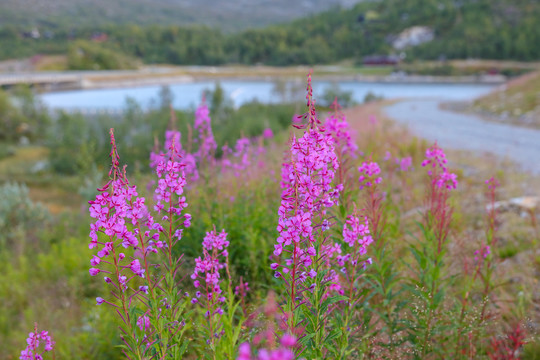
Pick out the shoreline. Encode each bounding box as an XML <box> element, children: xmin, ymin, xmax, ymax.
<box><xmin>0</xmin><ymin>67</ymin><xmax>507</xmax><ymax>93</ymax></box>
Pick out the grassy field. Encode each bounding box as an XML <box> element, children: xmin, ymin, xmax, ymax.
<box><xmin>1</xmin><ymin>95</ymin><xmax>540</xmax><ymax>358</ymax></box>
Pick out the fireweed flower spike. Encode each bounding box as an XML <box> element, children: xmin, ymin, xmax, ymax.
<box><xmin>272</xmin><ymin>72</ymin><xmax>341</xmax><ymax>345</ymax></box>
<box><xmin>194</xmin><ymin>101</ymin><xmax>217</xmax><ymax>166</ymax></box>
<box><xmin>20</xmin><ymin>323</ymin><xmax>54</xmax><ymax>360</ymax></box>
<box><xmin>237</xmin><ymin>334</ymin><xmax>297</xmax><ymax>360</ymax></box>
<box><xmin>89</xmin><ymin>129</ymin><xmax>178</xmax><ymax>356</ymax></box>
<box><xmin>191</xmin><ymin>227</ymin><xmax>230</xmax><ymax>347</ymax></box>
<box><xmin>421</xmin><ymin>142</ymin><xmax>458</xmax><ymax>247</ymax></box>
<box><xmin>150</xmin><ymin>129</ymin><xmax>199</xmax><ymax>182</ymax></box>
<box><xmin>325</xmin><ymin>98</ymin><xmax>358</xmax><ymax>160</ymax></box>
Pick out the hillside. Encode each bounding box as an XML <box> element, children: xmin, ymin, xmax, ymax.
<box><xmin>471</xmin><ymin>71</ymin><xmax>540</xmax><ymax>128</ymax></box>
<box><xmin>0</xmin><ymin>0</ymin><xmax>539</xmax><ymax>65</ymax></box>
<box><xmin>0</xmin><ymin>0</ymin><xmax>359</xmax><ymax>32</ymax></box>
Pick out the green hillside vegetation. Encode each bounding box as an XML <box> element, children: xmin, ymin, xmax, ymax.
<box><xmin>67</xmin><ymin>40</ymin><xmax>139</xmax><ymax>70</ymax></box>
<box><xmin>0</xmin><ymin>0</ymin><xmax>356</xmax><ymax>32</ymax></box>
<box><xmin>0</xmin><ymin>0</ymin><xmax>539</xmax><ymax>66</ymax></box>
<box><xmin>472</xmin><ymin>71</ymin><xmax>540</xmax><ymax>128</ymax></box>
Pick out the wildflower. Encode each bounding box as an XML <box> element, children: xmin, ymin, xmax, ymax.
<box><xmin>192</xmin><ymin>228</ymin><xmax>230</xmax><ymax>345</ymax></box>
<box><xmin>324</xmin><ymin>99</ymin><xmax>358</xmax><ymax>158</ymax></box>
<box><xmin>358</xmin><ymin>161</ymin><xmax>382</xmax><ymax>190</ymax></box>
<box><xmin>20</xmin><ymin>324</ymin><xmax>54</xmax><ymax>360</ymax></box>
<box><xmin>194</xmin><ymin>102</ymin><xmax>217</xmax><ymax>164</ymax></box>
<box><xmin>263</xmin><ymin>128</ymin><xmax>274</xmax><ymax>139</ymax></box>
<box><xmin>137</xmin><ymin>315</ymin><xmax>151</xmax><ymax>332</ymax></box>
<box><xmin>96</xmin><ymin>297</ymin><xmax>105</xmax><ymax>305</ymax></box>
<box><xmin>486</xmin><ymin>176</ymin><xmax>500</xmax><ymax>191</ymax></box>
<box><xmin>396</xmin><ymin>156</ymin><xmax>413</xmax><ymax>172</ymax></box>
<box><xmin>343</xmin><ymin>214</ymin><xmax>373</xmax><ymax>254</ymax></box>
<box><xmin>273</xmin><ymin>72</ymin><xmax>341</xmax><ymax>334</ymax></box>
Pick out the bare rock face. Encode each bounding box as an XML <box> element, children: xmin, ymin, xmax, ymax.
<box><xmin>392</xmin><ymin>26</ymin><xmax>435</xmax><ymax>50</ymax></box>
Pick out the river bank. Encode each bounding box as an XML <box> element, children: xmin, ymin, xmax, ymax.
<box><xmin>383</xmin><ymin>98</ymin><xmax>540</xmax><ymax>174</ymax></box>
<box><xmin>0</xmin><ymin>65</ymin><xmax>507</xmax><ymax>93</ymax></box>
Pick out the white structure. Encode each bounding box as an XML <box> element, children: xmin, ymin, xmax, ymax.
<box><xmin>392</xmin><ymin>26</ymin><xmax>434</xmax><ymax>50</ymax></box>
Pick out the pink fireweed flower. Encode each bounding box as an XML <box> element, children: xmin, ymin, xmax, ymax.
<box><xmin>422</xmin><ymin>142</ymin><xmax>457</xmax><ymax>247</ymax></box>
<box><xmin>342</xmin><ymin>214</ymin><xmax>373</xmax><ymax>253</ymax></box>
<box><xmin>396</xmin><ymin>156</ymin><xmax>413</xmax><ymax>172</ymax></box>
<box><xmin>88</xmin><ymin>129</ymin><xmax>162</xmax><ymax>306</ymax></box>
<box><xmin>337</xmin><ymin>212</ymin><xmax>374</xmax><ymax>299</ymax></box>
<box><xmin>192</xmin><ymin>228</ymin><xmax>229</xmax><ymax>344</ymax></box>
<box><xmin>422</xmin><ymin>143</ymin><xmax>458</xmax><ymax>190</ymax></box>
<box><xmin>358</xmin><ymin>161</ymin><xmax>382</xmax><ymax>190</ymax></box>
<box><xmin>237</xmin><ymin>334</ymin><xmax>297</xmax><ymax>360</ymax></box>
<box><xmin>194</xmin><ymin>101</ymin><xmax>217</xmax><ymax>164</ymax></box>
<box><xmin>474</xmin><ymin>245</ymin><xmax>491</xmax><ymax>263</ymax></box>
<box><xmin>263</xmin><ymin>128</ymin><xmax>274</xmax><ymax>139</ymax></box>
<box><xmin>151</xmin><ymin>130</ymin><xmax>200</xmax><ymax>182</ymax></box>
<box><xmin>486</xmin><ymin>176</ymin><xmax>500</xmax><ymax>191</ymax></box>
<box><xmin>224</xmin><ymin>137</ymin><xmax>252</xmax><ymax>177</ymax></box>
<box><xmin>137</xmin><ymin>315</ymin><xmax>151</xmax><ymax>332</ymax></box>
<box><xmin>325</xmin><ymin>99</ymin><xmax>358</xmax><ymax>158</ymax></box>
<box><xmin>273</xmin><ymin>72</ymin><xmax>341</xmax><ymax>333</ymax></box>
<box><xmin>20</xmin><ymin>324</ymin><xmax>54</xmax><ymax>360</ymax></box>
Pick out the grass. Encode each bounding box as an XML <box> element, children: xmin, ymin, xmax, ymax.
<box><xmin>471</xmin><ymin>71</ymin><xmax>540</xmax><ymax>128</ymax></box>
<box><xmin>0</xmin><ymin>145</ymin><xmax>82</xmax><ymax>213</ymax></box>
<box><xmin>2</xmin><ymin>97</ymin><xmax>540</xmax><ymax>358</ymax></box>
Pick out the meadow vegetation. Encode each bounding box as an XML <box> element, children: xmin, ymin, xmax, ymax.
<box><xmin>1</xmin><ymin>74</ymin><xmax>539</xmax><ymax>359</ymax></box>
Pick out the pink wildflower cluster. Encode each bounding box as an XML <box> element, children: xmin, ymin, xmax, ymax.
<box><xmin>337</xmin><ymin>213</ymin><xmax>373</xmax><ymax>295</ymax></box>
<box><xmin>358</xmin><ymin>161</ymin><xmax>382</xmax><ymax>190</ymax></box>
<box><xmin>150</xmin><ymin>130</ymin><xmax>199</xmax><ymax>182</ymax></box>
<box><xmin>20</xmin><ymin>325</ymin><xmax>54</xmax><ymax>360</ymax></box>
<box><xmin>221</xmin><ymin>137</ymin><xmax>255</xmax><ymax>177</ymax></box>
<box><xmin>194</xmin><ymin>102</ymin><xmax>217</xmax><ymax>164</ymax></box>
<box><xmin>474</xmin><ymin>245</ymin><xmax>491</xmax><ymax>263</ymax></box>
<box><xmin>274</xmin><ymin>78</ymin><xmax>340</xmax><ymax>267</ymax></box>
<box><xmin>421</xmin><ymin>143</ymin><xmax>457</xmax><ymax>247</ymax></box>
<box><xmin>136</xmin><ymin>314</ymin><xmax>151</xmax><ymax>332</ymax></box>
<box><xmin>383</xmin><ymin>151</ymin><xmax>412</xmax><ymax>171</ymax></box>
<box><xmin>486</xmin><ymin>176</ymin><xmax>500</xmax><ymax>191</ymax></box>
<box><xmin>235</xmin><ymin>279</ymin><xmax>250</xmax><ymax>297</ymax></box>
<box><xmin>154</xmin><ymin>137</ymin><xmax>191</xmax><ymax>229</ymax></box>
<box><xmin>421</xmin><ymin>143</ymin><xmax>458</xmax><ymax>190</ymax></box>
<box><xmin>342</xmin><ymin>214</ymin><xmax>373</xmax><ymax>255</ymax></box>
<box><xmin>272</xmin><ymin>72</ymin><xmax>342</xmax><ymax>335</ymax></box>
<box><xmin>191</xmin><ymin>229</ymin><xmax>229</xmax><ymax>318</ymax></box>
<box><xmin>324</xmin><ymin>100</ymin><xmax>358</xmax><ymax>158</ymax></box>
<box><xmin>88</xmin><ymin>131</ymin><xmax>160</xmax><ymax>296</ymax></box>
<box><xmin>396</xmin><ymin>156</ymin><xmax>413</xmax><ymax>172</ymax></box>
<box><xmin>263</xmin><ymin>128</ymin><xmax>274</xmax><ymax>139</ymax></box>
<box><xmin>237</xmin><ymin>334</ymin><xmax>297</xmax><ymax>360</ymax></box>
<box><xmin>89</xmin><ymin>128</ymin><xmax>192</xmax><ymax>354</ymax></box>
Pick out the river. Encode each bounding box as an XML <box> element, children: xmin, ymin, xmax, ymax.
<box><xmin>40</xmin><ymin>80</ymin><xmax>495</xmax><ymax>111</ymax></box>
<box><xmin>384</xmin><ymin>99</ymin><xmax>540</xmax><ymax>174</ymax></box>
<box><xmin>41</xmin><ymin>79</ymin><xmax>540</xmax><ymax>173</ymax></box>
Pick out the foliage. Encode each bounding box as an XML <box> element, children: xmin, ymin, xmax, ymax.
<box><xmin>1</xmin><ymin>0</ymin><xmax>540</xmax><ymax>64</ymax></box>
<box><xmin>0</xmin><ymin>182</ymin><xmax>50</xmax><ymax>253</ymax></box>
<box><xmin>0</xmin><ymin>87</ymin><xmax>50</xmax><ymax>142</ymax></box>
<box><xmin>67</xmin><ymin>40</ymin><xmax>138</xmax><ymax>70</ymax></box>
<box><xmin>1</xmin><ymin>75</ymin><xmax>537</xmax><ymax>359</ymax></box>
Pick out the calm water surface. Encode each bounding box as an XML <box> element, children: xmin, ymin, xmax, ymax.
<box><xmin>40</xmin><ymin>80</ymin><xmax>496</xmax><ymax>110</ymax></box>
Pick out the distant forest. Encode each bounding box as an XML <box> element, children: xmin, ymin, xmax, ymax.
<box><xmin>1</xmin><ymin>0</ymin><xmax>539</xmax><ymax>66</ymax></box>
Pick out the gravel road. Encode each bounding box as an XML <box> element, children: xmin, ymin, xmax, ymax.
<box><xmin>383</xmin><ymin>99</ymin><xmax>540</xmax><ymax>174</ymax></box>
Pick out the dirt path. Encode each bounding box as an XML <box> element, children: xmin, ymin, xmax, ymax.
<box><xmin>383</xmin><ymin>99</ymin><xmax>540</xmax><ymax>174</ymax></box>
